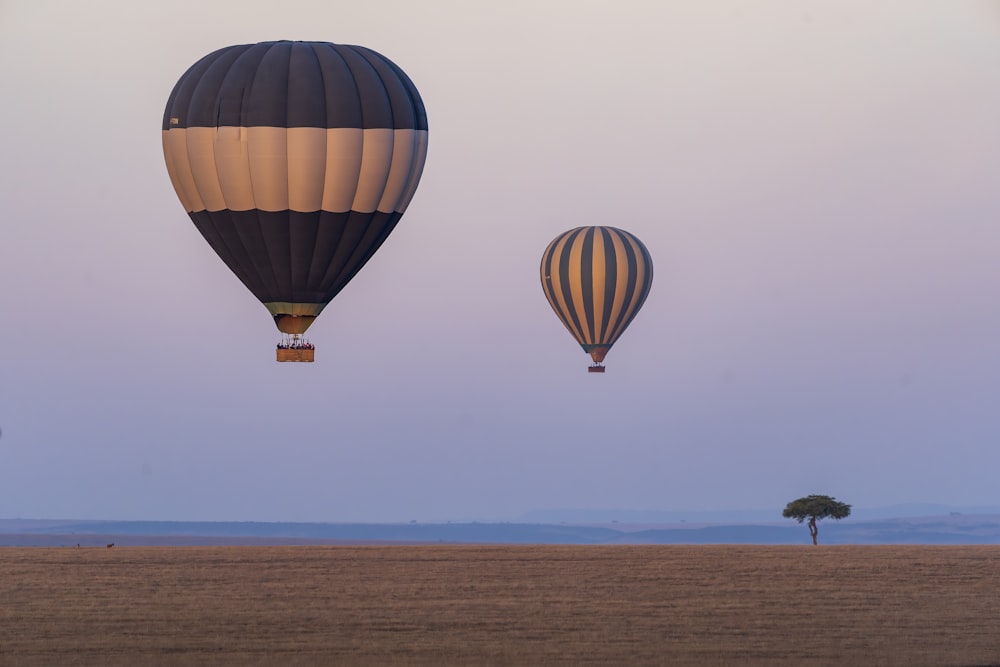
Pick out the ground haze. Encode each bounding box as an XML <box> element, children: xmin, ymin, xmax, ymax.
<box><xmin>2</xmin><ymin>545</ymin><xmax>998</xmax><ymax>665</ymax></box>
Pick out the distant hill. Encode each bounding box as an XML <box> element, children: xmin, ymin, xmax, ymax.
<box><xmin>516</xmin><ymin>504</ymin><xmax>1000</xmax><ymax>524</ymax></box>
<box><xmin>3</xmin><ymin>514</ymin><xmax>1000</xmax><ymax>546</ymax></box>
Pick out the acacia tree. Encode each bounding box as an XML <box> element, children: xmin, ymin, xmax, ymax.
<box><xmin>782</xmin><ymin>495</ymin><xmax>851</xmax><ymax>545</ymax></box>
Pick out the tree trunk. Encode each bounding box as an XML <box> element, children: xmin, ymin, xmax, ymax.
<box><xmin>808</xmin><ymin>516</ymin><xmax>818</xmax><ymax>545</ymax></box>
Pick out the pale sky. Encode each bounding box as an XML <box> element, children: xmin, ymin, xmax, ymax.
<box><xmin>1</xmin><ymin>0</ymin><xmax>999</xmax><ymax>522</ymax></box>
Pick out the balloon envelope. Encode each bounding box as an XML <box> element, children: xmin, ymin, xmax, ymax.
<box><xmin>162</xmin><ymin>41</ymin><xmax>428</xmax><ymax>334</ymax></box>
<box><xmin>540</xmin><ymin>226</ymin><xmax>653</xmax><ymax>368</ymax></box>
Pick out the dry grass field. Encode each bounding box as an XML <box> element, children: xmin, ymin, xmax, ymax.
<box><xmin>1</xmin><ymin>544</ymin><xmax>999</xmax><ymax>666</ymax></box>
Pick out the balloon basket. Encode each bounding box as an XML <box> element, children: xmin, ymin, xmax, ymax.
<box><xmin>277</xmin><ymin>348</ymin><xmax>315</xmax><ymax>363</ymax></box>
<box><xmin>588</xmin><ymin>365</ymin><xmax>605</xmax><ymax>373</ymax></box>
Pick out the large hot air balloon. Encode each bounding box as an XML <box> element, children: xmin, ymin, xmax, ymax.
<box><xmin>540</xmin><ymin>227</ymin><xmax>653</xmax><ymax>373</ymax></box>
<box><xmin>162</xmin><ymin>41</ymin><xmax>428</xmax><ymax>362</ymax></box>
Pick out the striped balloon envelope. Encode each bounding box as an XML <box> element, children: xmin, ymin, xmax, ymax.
<box><xmin>540</xmin><ymin>227</ymin><xmax>653</xmax><ymax>372</ymax></box>
<box><xmin>162</xmin><ymin>41</ymin><xmax>428</xmax><ymax>358</ymax></box>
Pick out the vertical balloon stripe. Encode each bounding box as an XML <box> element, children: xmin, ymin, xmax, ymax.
<box><xmin>578</xmin><ymin>228</ymin><xmax>596</xmax><ymax>344</ymax></box>
<box><xmin>259</xmin><ymin>211</ymin><xmax>292</xmax><ymax>297</ymax></box>
<box><xmin>605</xmin><ymin>232</ymin><xmax>639</xmax><ymax>344</ymax></box>
<box><xmin>192</xmin><ymin>211</ymin><xmax>266</xmax><ymax>300</ymax></box>
<box><xmin>396</xmin><ymin>130</ymin><xmax>429</xmax><ymax>212</ymax></box>
<box><xmin>286</xmin><ymin>42</ymin><xmax>327</xmax><ymax>128</ymax></box>
<box><xmin>163</xmin><ymin>46</ymin><xmax>228</xmax><ymax>129</ymax></box>
<box><xmin>609</xmin><ymin>231</ymin><xmax>653</xmax><ymax>345</ymax></box>
<box><xmin>368</xmin><ymin>44</ymin><xmax>425</xmax><ymax>129</ymax></box>
<box><xmin>540</xmin><ymin>239</ymin><xmax>563</xmax><ymax>330</ymax></box>
<box><xmin>321</xmin><ymin>129</ymin><xmax>364</xmax><ymax>212</ymax></box>
<box><xmin>633</xmin><ymin>233</ymin><xmax>653</xmax><ymax>312</ymax></box>
<box><xmin>307</xmin><ymin>211</ymin><xmax>349</xmax><ymax>290</ymax></box>
<box><xmin>541</xmin><ymin>234</ymin><xmax>583</xmax><ymax>344</ymax></box>
<box><xmin>561</xmin><ymin>229</ymin><xmax>589</xmax><ymax>344</ymax></box>
<box><xmin>339</xmin><ymin>46</ymin><xmax>394</xmax><ymax>129</ymax></box>
<box><xmin>351</xmin><ymin>129</ymin><xmax>394</xmax><ymax>212</ymax></box>
<box><xmin>214</xmin><ymin>126</ymin><xmax>255</xmax><ymax>212</ymax></box>
<box><xmin>247</xmin><ymin>127</ymin><xmax>289</xmax><ymax>212</ymax></box>
<box><xmin>546</xmin><ymin>238</ymin><xmax>565</xmax><ymax>313</ymax></box>
<box><xmin>635</xmin><ymin>234</ymin><xmax>654</xmax><ymax>311</ymax></box>
<box><xmin>311</xmin><ymin>44</ymin><xmax>364</xmax><ymax>128</ymax></box>
<box><xmin>215</xmin><ymin>44</ymin><xmax>269</xmax><ymax>127</ymax></box>
<box><xmin>549</xmin><ymin>229</ymin><xmax>586</xmax><ymax>346</ymax></box>
<box><xmin>162</xmin><ymin>130</ymin><xmax>201</xmax><ymax>212</ymax></box>
<box><xmin>377</xmin><ymin>130</ymin><xmax>416</xmax><ymax>213</ymax></box>
<box><xmin>543</xmin><ymin>239</ymin><xmax>559</xmax><ymax>299</ymax></box>
<box><xmin>355</xmin><ymin>46</ymin><xmax>416</xmax><ymax>129</ymax></box>
<box><xmin>328</xmin><ymin>211</ymin><xmax>400</xmax><ymax>296</ymax></box>
<box><xmin>590</xmin><ymin>228</ymin><xmax>607</xmax><ymax>342</ymax></box>
<box><xmin>249</xmin><ymin>209</ymin><xmax>282</xmax><ymax>299</ymax></box>
<box><xmin>605</xmin><ymin>230</ymin><xmax>631</xmax><ymax>342</ymax></box>
<box><xmin>185</xmin><ymin>127</ymin><xmax>226</xmax><ymax>212</ymax></box>
<box><xmin>287</xmin><ymin>128</ymin><xmax>327</xmax><ymax>212</ymax></box>
<box><xmin>598</xmin><ymin>227</ymin><xmax>618</xmax><ymax>343</ymax></box>
<box><xmin>614</xmin><ymin>236</ymin><xmax>642</xmax><ymax>340</ymax></box>
<box><xmin>246</xmin><ymin>43</ymin><xmax>291</xmax><ymax>127</ymax></box>
<box><xmin>318</xmin><ymin>210</ymin><xmax>379</xmax><ymax>289</ymax></box>
<box><xmin>190</xmin><ymin>211</ymin><xmax>245</xmax><ymax>287</ymax></box>
<box><xmin>288</xmin><ymin>211</ymin><xmax>319</xmax><ymax>294</ymax></box>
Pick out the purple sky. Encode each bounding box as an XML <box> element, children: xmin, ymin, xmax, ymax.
<box><xmin>1</xmin><ymin>1</ymin><xmax>999</xmax><ymax>522</ymax></box>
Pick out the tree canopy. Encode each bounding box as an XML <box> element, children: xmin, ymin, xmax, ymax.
<box><xmin>783</xmin><ymin>495</ymin><xmax>851</xmax><ymax>545</ymax></box>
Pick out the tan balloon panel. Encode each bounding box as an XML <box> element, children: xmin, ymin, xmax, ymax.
<box><xmin>161</xmin><ymin>127</ymin><xmax>428</xmax><ymax>215</ymax></box>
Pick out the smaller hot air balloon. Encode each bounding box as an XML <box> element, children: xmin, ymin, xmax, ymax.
<box><xmin>540</xmin><ymin>226</ymin><xmax>653</xmax><ymax>372</ymax></box>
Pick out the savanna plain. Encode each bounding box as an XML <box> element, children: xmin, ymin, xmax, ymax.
<box><xmin>1</xmin><ymin>544</ymin><xmax>999</xmax><ymax>666</ymax></box>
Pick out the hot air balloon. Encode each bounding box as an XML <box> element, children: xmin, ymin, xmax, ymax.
<box><xmin>162</xmin><ymin>41</ymin><xmax>428</xmax><ymax>362</ymax></box>
<box><xmin>540</xmin><ymin>227</ymin><xmax>653</xmax><ymax>373</ymax></box>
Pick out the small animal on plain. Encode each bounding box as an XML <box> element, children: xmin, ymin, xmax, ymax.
<box><xmin>106</xmin><ymin>543</ymin><xmax>114</xmax><ymax>549</ymax></box>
